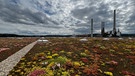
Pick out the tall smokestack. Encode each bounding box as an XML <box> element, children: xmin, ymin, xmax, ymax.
<box><xmin>101</xmin><ymin>22</ymin><xmax>105</xmax><ymax>36</ymax></box>
<box><xmin>91</xmin><ymin>19</ymin><xmax>93</xmax><ymax>37</ymax></box>
<box><xmin>113</xmin><ymin>10</ymin><xmax>116</xmax><ymax>33</ymax></box>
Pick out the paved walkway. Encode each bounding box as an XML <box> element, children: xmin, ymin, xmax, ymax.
<box><xmin>0</xmin><ymin>41</ymin><xmax>37</xmax><ymax>76</ymax></box>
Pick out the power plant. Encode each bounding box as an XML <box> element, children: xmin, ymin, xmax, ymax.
<box><xmin>101</xmin><ymin>10</ymin><xmax>121</xmax><ymax>37</ymax></box>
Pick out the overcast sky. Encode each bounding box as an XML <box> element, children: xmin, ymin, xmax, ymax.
<box><xmin>0</xmin><ymin>0</ymin><xmax>135</xmax><ymax>35</ymax></box>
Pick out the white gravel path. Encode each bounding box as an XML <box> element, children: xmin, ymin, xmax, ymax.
<box><xmin>0</xmin><ymin>41</ymin><xmax>37</xmax><ymax>76</ymax></box>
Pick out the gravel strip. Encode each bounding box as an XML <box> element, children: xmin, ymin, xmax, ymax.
<box><xmin>0</xmin><ymin>41</ymin><xmax>37</xmax><ymax>76</ymax></box>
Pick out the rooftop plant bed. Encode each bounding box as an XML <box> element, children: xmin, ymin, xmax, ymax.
<box><xmin>8</xmin><ymin>38</ymin><xmax>135</xmax><ymax>76</ymax></box>
<box><xmin>0</xmin><ymin>37</ymin><xmax>38</xmax><ymax>62</ymax></box>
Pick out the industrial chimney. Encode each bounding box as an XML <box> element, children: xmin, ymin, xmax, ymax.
<box><xmin>91</xmin><ymin>19</ymin><xmax>93</xmax><ymax>37</ymax></box>
<box><xmin>113</xmin><ymin>10</ymin><xmax>117</xmax><ymax>36</ymax></box>
<box><xmin>99</xmin><ymin>10</ymin><xmax>121</xmax><ymax>37</ymax></box>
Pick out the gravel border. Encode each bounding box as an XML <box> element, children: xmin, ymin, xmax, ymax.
<box><xmin>0</xmin><ymin>41</ymin><xmax>37</xmax><ymax>76</ymax></box>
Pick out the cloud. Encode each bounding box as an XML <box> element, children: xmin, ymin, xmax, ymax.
<box><xmin>0</xmin><ymin>0</ymin><xmax>59</xmax><ymax>25</ymax></box>
<box><xmin>71</xmin><ymin>0</ymin><xmax>135</xmax><ymax>34</ymax></box>
<box><xmin>0</xmin><ymin>0</ymin><xmax>135</xmax><ymax>35</ymax></box>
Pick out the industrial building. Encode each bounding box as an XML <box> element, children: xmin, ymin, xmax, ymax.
<box><xmin>101</xmin><ymin>10</ymin><xmax>121</xmax><ymax>37</ymax></box>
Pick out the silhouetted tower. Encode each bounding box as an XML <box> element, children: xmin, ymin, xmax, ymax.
<box><xmin>101</xmin><ymin>22</ymin><xmax>105</xmax><ymax>37</ymax></box>
<box><xmin>91</xmin><ymin>19</ymin><xmax>93</xmax><ymax>37</ymax></box>
<box><xmin>113</xmin><ymin>10</ymin><xmax>117</xmax><ymax>36</ymax></box>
